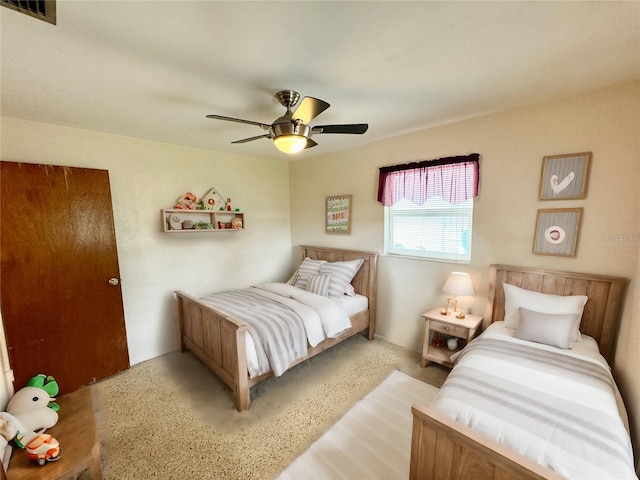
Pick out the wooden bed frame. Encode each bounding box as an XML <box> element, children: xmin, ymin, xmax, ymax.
<box><xmin>175</xmin><ymin>245</ymin><xmax>378</xmax><ymax>412</ymax></box>
<box><xmin>410</xmin><ymin>264</ymin><xmax>627</xmax><ymax>480</ymax></box>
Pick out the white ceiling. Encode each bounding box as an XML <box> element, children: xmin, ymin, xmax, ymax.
<box><xmin>2</xmin><ymin>1</ymin><xmax>639</xmax><ymax>160</ymax></box>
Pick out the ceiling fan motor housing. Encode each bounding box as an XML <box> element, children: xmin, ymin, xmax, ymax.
<box><xmin>272</xmin><ymin>121</ymin><xmax>310</xmax><ymax>140</ymax></box>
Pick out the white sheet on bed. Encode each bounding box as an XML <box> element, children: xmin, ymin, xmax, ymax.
<box><xmin>243</xmin><ymin>284</ymin><xmax>368</xmax><ymax>378</ymax></box>
<box><xmin>332</xmin><ymin>293</ymin><xmax>369</xmax><ymax>316</ymax></box>
<box><xmin>431</xmin><ymin>322</ymin><xmax>636</xmax><ymax>479</ymax></box>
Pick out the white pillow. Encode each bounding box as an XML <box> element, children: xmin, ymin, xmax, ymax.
<box><xmin>503</xmin><ymin>283</ymin><xmax>587</xmax><ymax>342</ymax></box>
<box><xmin>319</xmin><ymin>259</ymin><xmax>364</xmax><ymax>298</ymax></box>
<box><xmin>344</xmin><ymin>283</ymin><xmax>356</xmax><ymax>296</ymax></box>
<box><xmin>306</xmin><ymin>274</ymin><xmax>332</xmax><ymax>297</ymax></box>
<box><xmin>515</xmin><ymin>307</ymin><xmax>577</xmax><ymax>349</ymax></box>
<box><xmin>292</xmin><ymin>257</ymin><xmax>327</xmax><ymax>290</ymax></box>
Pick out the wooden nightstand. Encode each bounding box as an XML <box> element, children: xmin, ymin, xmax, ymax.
<box><xmin>421</xmin><ymin>308</ymin><xmax>482</xmax><ymax>368</ymax></box>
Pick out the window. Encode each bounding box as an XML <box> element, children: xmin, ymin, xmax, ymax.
<box><xmin>378</xmin><ymin>154</ymin><xmax>479</xmax><ymax>263</ymax></box>
<box><xmin>384</xmin><ymin>197</ymin><xmax>473</xmax><ymax>262</ymax></box>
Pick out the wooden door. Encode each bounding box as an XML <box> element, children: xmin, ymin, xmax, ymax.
<box><xmin>0</xmin><ymin>162</ymin><xmax>129</xmax><ymax>393</ymax></box>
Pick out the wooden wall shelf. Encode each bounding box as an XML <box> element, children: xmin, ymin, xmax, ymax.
<box><xmin>162</xmin><ymin>209</ymin><xmax>245</xmax><ymax>233</ymax></box>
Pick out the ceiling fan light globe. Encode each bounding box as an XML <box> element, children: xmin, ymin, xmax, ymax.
<box><xmin>274</xmin><ymin>135</ymin><xmax>307</xmax><ymax>154</ymax></box>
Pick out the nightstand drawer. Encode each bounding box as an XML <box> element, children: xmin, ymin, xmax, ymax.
<box><xmin>429</xmin><ymin>320</ymin><xmax>468</xmax><ymax>338</ymax></box>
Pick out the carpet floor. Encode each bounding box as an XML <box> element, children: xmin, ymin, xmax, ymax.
<box><xmin>90</xmin><ymin>335</ymin><xmax>449</xmax><ymax>479</ymax></box>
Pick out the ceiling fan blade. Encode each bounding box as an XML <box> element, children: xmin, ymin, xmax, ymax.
<box><xmin>291</xmin><ymin>97</ymin><xmax>330</xmax><ymax>124</ymax></box>
<box><xmin>305</xmin><ymin>139</ymin><xmax>318</xmax><ymax>149</ymax></box>
<box><xmin>312</xmin><ymin>124</ymin><xmax>369</xmax><ymax>135</ymax></box>
<box><xmin>231</xmin><ymin>134</ymin><xmax>271</xmax><ymax>144</ymax></box>
<box><xmin>206</xmin><ymin>114</ymin><xmax>270</xmax><ymax>129</ymax></box>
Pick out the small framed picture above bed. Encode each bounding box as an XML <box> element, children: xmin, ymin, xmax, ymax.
<box><xmin>533</xmin><ymin>207</ymin><xmax>583</xmax><ymax>257</ymax></box>
<box><xmin>539</xmin><ymin>152</ymin><xmax>591</xmax><ymax>200</ymax></box>
<box><xmin>326</xmin><ymin>195</ymin><xmax>352</xmax><ymax>234</ymax></box>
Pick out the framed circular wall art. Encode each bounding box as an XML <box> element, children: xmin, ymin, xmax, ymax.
<box><xmin>533</xmin><ymin>208</ymin><xmax>583</xmax><ymax>257</ymax></box>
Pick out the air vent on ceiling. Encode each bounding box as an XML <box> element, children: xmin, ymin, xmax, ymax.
<box><xmin>1</xmin><ymin>0</ymin><xmax>56</xmax><ymax>25</ymax></box>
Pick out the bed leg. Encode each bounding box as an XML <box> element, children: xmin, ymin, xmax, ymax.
<box><xmin>235</xmin><ymin>385</ymin><xmax>250</xmax><ymax>412</ymax></box>
<box><xmin>360</xmin><ymin>326</ymin><xmax>374</xmax><ymax>341</ymax></box>
<box><xmin>176</xmin><ymin>294</ymin><xmax>188</xmax><ymax>352</ymax></box>
<box><xmin>235</xmin><ymin>327</ymin><xmax>250</xmax><ymax>411</ymax></box>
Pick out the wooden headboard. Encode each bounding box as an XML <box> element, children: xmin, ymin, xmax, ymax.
<box><xmin>301</xmin><ymin>245</ymin><xmax>378</xmax><ymax>327</ymax></box>
<box><xmin>486</xmin><ymin>264</ymin><xmax>627</xmax><ymax>363</ymax></box>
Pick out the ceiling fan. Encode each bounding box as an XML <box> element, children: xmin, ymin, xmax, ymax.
<box><xmin>206</xmin><ymin>90</ymin><xmax>368</xmax><ymax>154</ymax></box>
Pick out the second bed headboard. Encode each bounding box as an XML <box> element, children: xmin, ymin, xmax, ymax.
<box><xmin>486</xmin><ymin>264</ymin><xmax>627</xmax><ymax>363</ymax></box>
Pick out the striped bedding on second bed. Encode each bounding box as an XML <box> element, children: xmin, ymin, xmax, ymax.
<box><xmin>200</xmin><ymin>288</ymin><xmax>308</xmax><ymax>377</ymax></box>
<box><xmin>431</xmin><ymin>332</ymin><xmax>637</xmax><ymax>479</ymax></box>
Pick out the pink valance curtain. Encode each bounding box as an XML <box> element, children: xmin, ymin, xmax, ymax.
<box><xmin>377</xmin><ymin>154</ymin><xmax>479</xmax><ymax>207</ymax></box>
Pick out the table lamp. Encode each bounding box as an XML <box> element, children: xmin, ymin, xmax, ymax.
<box><xmin>441</xmin><ymin>272</ymin><xmax>474</xmax><ymax>319</ymax></box>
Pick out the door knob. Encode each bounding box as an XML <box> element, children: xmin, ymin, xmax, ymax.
<box><xmin>108</xmin><ymin>278</ymin><xmax>119</xmax><ymax>286</ymax></box>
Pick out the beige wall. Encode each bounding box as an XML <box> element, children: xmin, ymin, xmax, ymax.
<box><xmin>631</xmin><ymin>247</ymin><xmax>640</xmax><ymax>476</ymax></box>
<box><xmin>0</xmin><ymin>118</ymin><xmax>293</xmax><ymax>372</ymax></box>
<box><xmin>0</xmin><ymin>82</ymin><xmax>638</xmax><ymax>465</ymax></box>
<box><xmin>290</xmin><ymin>81</ymin><xmax>640</xmax><ymax>459</ymax></box>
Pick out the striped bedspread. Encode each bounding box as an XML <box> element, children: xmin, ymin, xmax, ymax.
<box><xmin>200</xmin><ymin>283</ymin><xmax>351</xmax><ymax>377</ymax></box>
<box><xmin>431</xmin><ymin>333</ymin><xmax>637</xmax><ymax>479</ymax></box>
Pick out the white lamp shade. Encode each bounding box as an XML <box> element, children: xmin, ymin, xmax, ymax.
<box><xmin>442</xmin><ymin>272</ymin><xmax>474</xmax><ymax>296</ymax></box>
<box><xmin>273</xmin><ymin>135</ymin><xmax>307</xmax><ymax>153</ymax></box>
